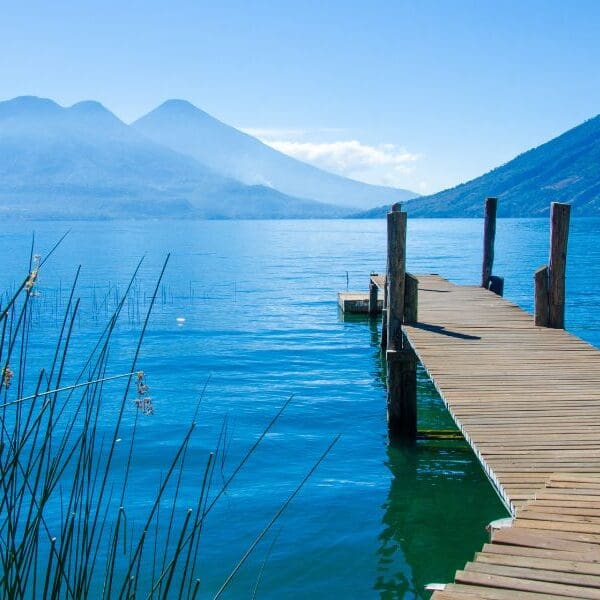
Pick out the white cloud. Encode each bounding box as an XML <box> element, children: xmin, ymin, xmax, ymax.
<box><xmin>240</xmin><ymin>125</ymin><xmax>422</xmax><ymax>188</ymax></box>
<box><xmin>260</xmin><ymin>138</ymin><xmax>420</xmax><ymax>187</ymax></box>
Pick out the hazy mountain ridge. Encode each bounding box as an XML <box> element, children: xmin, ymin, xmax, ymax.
<box><xmin>132</xmin><ymin>99</ymin><xmax>418</xmax><ymax>210</ymax></box>
<box><xmin>353</xmin><ymin>114</ymin><xmax>600</xmax><ymax>218</ymax></box>
<box><xmin>0</xmin><ymin>96</ymin><xmax>347</xmax><ymax>219</ymax></box>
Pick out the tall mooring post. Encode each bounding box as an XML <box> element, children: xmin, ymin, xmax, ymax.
<box><xmin>481</xmin><ymin>197</ymin><xmax>504</xmax><ymax>296</ymax></box>
<box><xmin>534</xmin><ymin>202</ymin><xmax>571</xmax><ymax>328</ymax></box>
<box><xmin>368</xmin><ymin>275</ymin><xmax>379</xmax><ymax>317</ymax></box>
<box><xmin>385</xmin><ymin>203</ymin><xmax>417</xmax><ymax>440</ymax></box>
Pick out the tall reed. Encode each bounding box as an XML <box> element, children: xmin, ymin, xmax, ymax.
<box><xmin>0</xmin><ymin>241</ymin><xmax>337</xmax><ymax>599</ymax></box>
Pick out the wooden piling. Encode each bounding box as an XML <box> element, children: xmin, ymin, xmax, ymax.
<box><xmin>368</xmin><ymin>277</ymin><xmax>378</xmax><ymax>317</ymax></box>
<box><xmin>404</xmin><ymin>273</ymin><xmax>418</xmax><ymax>323</ymax></box>
<box><xmin>488</xmin><ymin>275</ymin><xmax>504</xmax><ymax>297</ymax></box>
<box><xmin>481</xmin><ymin>197</ymin><xmax>498</xmax><ymax>289</ymax></box>
<box><xmin>548</xmin><ymin>202</ymin><xmax>571</xmax><ymax>329</ymax></box>
<box><xmin>534</xmin><ymin>265</ymin><xmax>549</xmax><ymax>327</ymax></box>
<box><xmin>386</xmin><ymin>203</ymin><xmax>407</xmax><ymax>351</ymax></box>
<box><xmin>380</xmin><ymin>297</ymin><xmax>388</xmax><ymax>350</ymax></box>
<box><xmin>385</xmin><ymin>203</ymin><xmax>417</xmax><ymax>439</ymax></box>
<box><xmin>386</xmin><ymin>347</ymin><xmax>417</xmax><ymax>439</ymax></box>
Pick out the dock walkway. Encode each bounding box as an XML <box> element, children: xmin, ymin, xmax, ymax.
<box><xmin>404</xmin><ymin>274</ymin><xmax>600</xmax><ymax>597</ymax></box>
<box><xmin>405</xmin><ymin>274</ymin><xmax>600</xmax><ymax>512</ymax></box>
<box><xmin>432</xmin><ymin>475</ymin><xmax>600</xmax><ymax>599</ymax></box>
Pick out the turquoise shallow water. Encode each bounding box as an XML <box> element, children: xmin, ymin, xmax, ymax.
<box><xmin>2</xmin><ymin>218</ymin><xmax>599</xmax><ymax>598</ymax></box>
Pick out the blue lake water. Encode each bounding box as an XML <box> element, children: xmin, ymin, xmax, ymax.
<box><xmin>2</xmin><ymin>217</ymin><xmax>599</xmax><ymax>598</ymax></box>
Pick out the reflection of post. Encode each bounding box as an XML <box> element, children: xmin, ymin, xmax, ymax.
<box><xmin>375</xmin><ymin>442</ymin><xmax>508</xmax><ymax>598</ymax></box>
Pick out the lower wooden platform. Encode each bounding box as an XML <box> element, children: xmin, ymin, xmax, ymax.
<box><xmin>337</xmin><ymin>292</ymin><xmax>383</xmax><ymax>314</ymax></box>
<box><xmin>338</xmin><ymin>273</ymin><xmax>386</xmax><ymax>313</ymax></box>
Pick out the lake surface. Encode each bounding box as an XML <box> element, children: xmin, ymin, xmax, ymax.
<box><xmin>2</xmin><ymin>217</ymin><xmax>599</xmax><ymax>599</ymax></box>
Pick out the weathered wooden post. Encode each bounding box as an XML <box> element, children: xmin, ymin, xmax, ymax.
<box><xmin>481</xmin><ymin>197</ymin><xmax>497</xmax><ymax>289</ymax></box>
<box><xmin>534</xmin><ymin>266</ymin><xmax>549</xmax><ymax>327</ymax></box>
<box><xmin>385</xmin><ymin>203</ymin><xmax>417</xmax><ymax>439</ymax></box>
<box><xmin>386</xmin><ymin>203</ymin><xmax>406</xmax><ymax>351</ymax></box>
<box><xmin>387</xmin><ymin>344</ymin><xmax>417</xmax><ymax>439</ymax></box>
<box><xmin>548</xmin><ymin>202</ymin><xmax>570</xmax><ymax>329</ymax></box>
<box><xmin>369</xmin><ymin>275</ymin><xmax>379</xmax><ymax>317</ymax></box>
<box><xmin>404</xmin><ymin>273</ymin><xmax>418</xmax><ymax>323</ymax></box>
<box><xmin>380</xmin><ymin>282</ymin><xmax>388</xmax><ymax>350</ymax></box>
<box><xmin>534</xmin><ymin>202</ymin><xmax>570</xmax><ymax>328</ymax></box>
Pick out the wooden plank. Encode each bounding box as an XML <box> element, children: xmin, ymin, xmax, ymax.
<box><xmin>465</xmin><ymin>561</ymin><xmax>600</xmax><ymax>588</ymax></box>
<box><xmin>454</xmin><ymin>569</ymin><xmax>600</xmax><ymax>598</ymax></box>
<box><xmin>441</xmin><ymin>583</ymin><xmax>582</xmax><ymax>600</ymax></box>
<box><xmin>475</xmin><ymin>552</ymin><xmax>600</xmax><ymax>576</ymax></box>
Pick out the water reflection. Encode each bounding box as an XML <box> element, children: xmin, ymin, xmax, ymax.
<box><xmin>360</xmin><ymin>314</ymin><xmax>508</xmax><ymax>599</ymax></box>
<box><xmin>375</xmin><ymin>439</ymin><xmax>503</xmax><ymax>598</ymax></box>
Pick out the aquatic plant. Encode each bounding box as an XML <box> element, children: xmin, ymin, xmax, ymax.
<box><xmin>0</xmin><ymin>239</ymin><xmax>337</xmax><ymax>599</ymax></box>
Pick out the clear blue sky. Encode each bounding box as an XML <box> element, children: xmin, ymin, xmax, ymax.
<box><xmin>1</xmin><ymin>0</ymin><xmax>599</xmax><ymax>194</ymax></box>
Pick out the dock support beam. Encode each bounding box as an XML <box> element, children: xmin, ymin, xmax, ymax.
<box><xmin>534</xmin><ymin>266</ymin><xmax>550</xmax><ymax>327</ymax></box>
<box><xmin>385</xmin><ymin>203</ymin><xmax>417</xmax><ymax>440</ymax></box>
<box><xmin>481</xmin><ymin>197</ymin><xmax>504</xmax><ymax>296</ymax></box>
<box><xmin>386</xmin><ymin>203</ymin><xmax>406</xmax><ymax>351</ymax></box>
<box><xmin>548</xmin><ymin>202</ymin><xmax>570</xmax><ymax>329</ymax></box>
<box><xmin>380</xmin><ymin>284</ymin><xmax>388</xmax><ymax>350</ymax></box>
<box><xmin>386</xmin><ymin>346</ymin><xmax>417</xmax><ymax>439</ymax></box>
<box><xmin>482</xmin><ymin>197</ymin><xmax>497</xmax><ymax>289</ymax></box>
<box><xmin>369</xmin><ymin>276</ymin><xmax>378</xmax><ymax>317</ymax></box>
<box><xmin>534</xmin><ymin>202</ymin><xmax>571</xmax><ymax>329</ymax></box>
<box><xmin>404</xmin><ymin>273</ymin><xmax>418</xmax><ymax>323</ymax></box>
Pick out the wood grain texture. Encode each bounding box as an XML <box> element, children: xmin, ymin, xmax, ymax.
<box><xmin>482</xmin><ymin>197</ymin><xmax>497</xmax><ymax>288</ymax></box>
<box><xmin>548</xmin><ymin>202</ymin><xmax>570</xmax><ymax>329</ymax></box>
<box><xmin>403</xmin><ymin>274</ymin><xmax>600</xmax><ymax>511</ymax></box>
<box><xmin>408</xmin><ymin>275</ymin><xmax>600</xmax><ymax>598</ymax></box>
<box><xmin>432</xmin><ymin>477</ymin><xmax>600</xmax><ymax>599</ymax></box>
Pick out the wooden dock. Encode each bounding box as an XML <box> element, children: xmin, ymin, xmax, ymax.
<box><xmin>406</xmin><ymin>274</ymin><xmax>600</xmax><ymax>597</ymax></box>
<box><xmin>432</xmin><ymin>475</ymin><xmax>600</xmax><ymax>599</ymax></box>
<box><xmin>404</xmin><ymin>274</ymin><xmax>600</xmax><ymax>513</ymax></box>
<box><xmin>341</xmin><ymin>200</ymin><xmax>600</xmax><ymax>596</ymax></box>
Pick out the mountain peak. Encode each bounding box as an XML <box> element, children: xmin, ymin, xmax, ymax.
<box><xmin>154</xmin><ymin>99</ymin><xmax>210</xmax><ymax>118</ymax></box>
<box><xmin>70</xmin><ymin>100</ymin><xmax>110</xmax><ymax>114</ymax></box>
<box><xmin>0</xmin><ymin>96</ymin><xmax>61</xmax><ymax>117</ymax></box>
<box><xmin>133</xmin><ymin>99</ymin><xmax>417</xmax><ymax>209</ymax></box>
